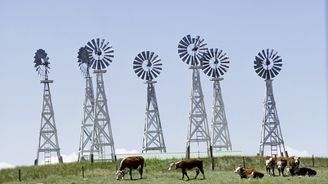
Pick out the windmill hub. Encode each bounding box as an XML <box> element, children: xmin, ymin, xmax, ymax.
<box><xmin>264</xmin><ymin>58</ymin><xmax>274</xmax><ymax>69</ymax></box>
<box><xmin>96</xmin><ymin>50</ymin><xmax>102</xmax><ymax>56</ymax></box>
<box><xmin>209</xmin><ymin>58</ymin><xmax>220</xmax><ymax>69</ymax></box>
<box><xmin>93</xmin><ymin>49</ymin><xmax>104</xmax><ymax>60</ymax></box>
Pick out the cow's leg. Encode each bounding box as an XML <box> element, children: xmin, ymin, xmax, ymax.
<box><xmin>129</xmin><ymin>168</ymin><xmax>133</xmax><ymax>180</ymax></box>
<box><xmin>195</xmin><ymin>168</ymin><xmax>199</xmax><ymax>179</ymax></box>
<box><xmin>182</xmin><ymin>169</ymin><xmax>189</xmax><ymax>180</ymax></box>
<box><xmin>139</xmin><ymin>164</ymin><xmax>143</xmax><ymax>179</ymax></box>
<box><xmin>199</xmin><ymin>167</ymin><xmax>205</xmax><ymax>179</ymax></box>
<box><xmin>272</xmin><ymin>167</ymin><xmax>275</xmax><ymax>176</ymax></box>
<box><xmin>266</xmin><ymin>167</ymin><xmax>270</xmax><ymax>175</ymax></box>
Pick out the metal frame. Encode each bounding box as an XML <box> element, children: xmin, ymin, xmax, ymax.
<box><xmin>211</xmin><ymin>78</ymin><xmax>232</xmax><ymax>151</ymax></box>
<box><xmin>35</xmin><ymin>80</ymin><xmax>62</xmax><ymax>165</ymax></box>
<box><xmin>142</xmin><ymin>81</ymin><xmax>166</xmax><ymax>153</ymax></box>
<box><xmin>78</xmin><ymin>72</ymin><xmax>95</xmax><ymax>161</ymax></box>
<box><xmin>186</xmin><ymin>66</ymin><xmax>211</xmax><ymax>158</ymax></box>
<box><xmin>259</xmin><ymin>80</ymin><xmax>286</xmax><ymax>157</ymax></box>
<box><xmin>90</xmin><ymin>70</ymin><xmax>116</xmax><ymax>161</ymax></box>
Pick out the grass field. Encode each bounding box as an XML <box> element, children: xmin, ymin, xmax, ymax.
<box><xmin>1</xmin><ymin>156</ymin><xmax>328</xmax><ymax>184</ymax></box>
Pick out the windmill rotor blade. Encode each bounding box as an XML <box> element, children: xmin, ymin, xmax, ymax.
<box><xmin>178</xmin><ymin>34</ymin><xmax>207</xmax><ymax>66</ymax></box>
<box><xmin>201</xmin><ymin>48</ymin><xmax>230</xmax><ymax>78</ymax></box>
<box><xmin>254</xmin><ymin>49</ymin><xmax>283</xmax><ymax>80</ymax></box>
<box><xmin>85</xmin><ymin>38</ymin><xmax>114</xmax><ymax>70</ymax></box>
<box><xmin>133</xmin><ymin>51</ymin><xmax>162</xmax><ymax>81</ymax></box>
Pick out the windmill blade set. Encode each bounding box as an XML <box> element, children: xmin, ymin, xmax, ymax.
<box><xmin>34</xmin><ymin>49</ymin><xmax>50</xmax><ymax>79</ymax></box>
<box><xmin>133</xmin><ymin>51</ymin><xmax>162</xmax><ymax>81</ymax></box>
<box><xmin>254</xmin><ymin>48</ymin><xmax>283</xmax><ymax>80</ymax></box>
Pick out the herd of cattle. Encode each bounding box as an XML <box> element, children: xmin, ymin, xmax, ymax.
<box><xmin>115</xmin><ymin>155</ymin><xmax>317</xmax><ymax>181</ymax></box>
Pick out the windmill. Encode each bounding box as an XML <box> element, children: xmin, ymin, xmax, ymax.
<box><xmin>201</xmin><ymin>48</ymin><xmax>232</xmax><ymax>151</ymax></box>
<box><xmin>133</xmin><ymin>51</ymin><xmax>166</xmax><ymax>153</ymax></box>
<box><xmin>178</xmin><ymin>34</ymin><xmax>212</xmax><ymax>159</ymax></box>
<box><xmin>34</xmin><ymin>49</ymin><xmax>63</xmax><ymax>165</ymax></box>
<box><xmin>254</xmin><ymin>48</ymin><xmax>287</xmax><ymax>157</ymax></box>
<box><xmin>86</xmin><ymin>38</ymin><xmax>116</xmax><ymax>162</ymax></box>
<box><xmin>77</xmin><ymin>46</ymin><xmax>95</xmax><ymax>161</ymax></box>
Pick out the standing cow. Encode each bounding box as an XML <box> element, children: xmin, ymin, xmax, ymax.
<box><xmin>276</xmin><ymin>157</ymin><xmax>288</xmax><ymax>176</ymax></box>
<box><xmin>264</xmin><ymin>156</ymin><xmax>275</xmax><ymax>176</ymax></box>
<box><xmin>168</xmin><ymin>159</ymin><xmax>205</xmax><ymax>180</ymax></box>
<box><xmin>116</xmin><ymin>156</ymin><xmax>144</xmax><ymax>180</ymax></box>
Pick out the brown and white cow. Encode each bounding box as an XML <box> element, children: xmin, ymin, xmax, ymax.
<box><xmin>276</xmin><ymin>157</ymin><xmax>288</xmax><ymax>176</ymax></box>
<box><xmin>234</xmin><ymin>166</ymin><xmax>264</xmax><ymax>179</ymax></box>
<box><xmin>288</xmin><ymin>156</ymin><xmax>301</xmax><ymax>168</ymax></box>
<box><xmin>116</xmin><ymin>156</ymin><xmax>144</xmax><ymax>180</ymax></box>
<box><xmin>264</xmin><ymin>156</ymin><xmax>275</xmax><ymax>176</ymax></box>
<box><xmin>168</xmin><ymin>159</ymin><xmax>205</xmax><ymax>180</ymax></box>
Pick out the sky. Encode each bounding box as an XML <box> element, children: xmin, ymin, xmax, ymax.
<box><xmin>0</xmin><ymin>0</ymin><xmax>327</xmax><ymax>167</ymax></box>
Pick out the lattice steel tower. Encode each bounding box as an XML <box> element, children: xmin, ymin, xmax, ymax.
<box><xmin>254</xmin><ymin>49</ymin><xmax>287</xmax><ymax>157</ymax></box>
<box><xmin>133</xmin><ymin>51</ymin><xmax>166</xmax><ymax>153</ymax></box>
<box><xmin>201</xmin><ymin>48</ymin><xmax>232</xmax><ymax>151</ymax></box>
<box><xmin>178</xmin><ymin>35</ymin><xmax>212</xmax><ymax>158</ymax></box>
<box><xmin>77</xmin><ymin>47</ymin><xmax>95</xmax><ymax>161</ymax></box>
<box><xmin>33</xmin><ymin>49</ymin><xmax>63</xmax><ymax>165</ymax></box>
<box><xmin>85</xmin><ymin>38</ymin><xmax>116</xmax><ymax>162</ymax></box>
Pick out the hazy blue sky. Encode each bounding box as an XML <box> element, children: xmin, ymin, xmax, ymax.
<box><xmin>0</xmin><ymin>0</ymin><xmax>326</xmax><ymax>167</ymax></box>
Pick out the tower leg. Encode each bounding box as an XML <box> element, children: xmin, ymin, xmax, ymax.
<box><xmin>35</xmin><ymin>80</ymin><xmax>62</xmax><ymax>165</ymax></box>
<box><xmin>258</xmin><ymin>80</ymin><xmax>286</xmax><ymax>157</ymax></box>
<box><xmin>186</xmin><ymin>67</ymin><xmax>211</xmax><ymax>158</ymax></box>
<box><xmin>91</xmin><ymin>70</ymin><xmax>116</xmax><ymax>162</ymax></box>
<box><xmin>211</xmin><ymin>78</ymin><xmax>232</xmax><ymax>151</ymax></box>
<box><xmin>142</xmin><ymin>81</ymin><xmax>166</xmax><ymax>153</ymax></box>
<box><xmin>78</xmin><ymin>72</ymin><xmax>95</xmax><ymax>162</ymax></box>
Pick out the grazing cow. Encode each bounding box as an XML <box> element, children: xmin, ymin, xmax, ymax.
<box><xmin>276</xmin><ymin>157</ymin><xmax>288</xmax><ymax>176</ymax></box>
<box><xmin>288</xmin><ymin>156</ymin><xmax>300</xmax><ymax>168</ymax></box>
<box><xmin>168</xmin><ymin>159</ymin><xmax>205</xmax><ymax>180</ymax></box>
<box><xmin>264</xmin><ymin>156</ymin><xmax>275</xmax><ymax>176</ymax></box>
<box><xmin>234</xmin><ymin>166</ymin><xmax>264</xmax><ymax>179</ymax></box>
<box><xmin>287</xmin><ymin>167</ymin><xmax>316</xmax><ymax>177</ymax></box>
<box><xmin>116</xmin><ymin>156</ymin><xmax>144</xmax><ymax>180</ymax></box>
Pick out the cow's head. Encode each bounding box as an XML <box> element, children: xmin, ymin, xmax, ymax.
<box><xmin>294</xmin><ymin>157</ymin><xmax>300</xmax><ymax>165</ymax></box>
<box><xmin>168</xmin><ymin>162</ymin><xmax>177</xmax><ymax>170</ymax></box>
<box><xmin>265</xmin><ymin>157</ymin><xmax>274</xmax><ymax>166</ymax></box>
<box><xmin>116</xmin><ymin>170</ymin><xmax>125</xmax><ymax>180</ymax></box>
<box><xmin>234</xmin><ymin>166</ymin><xmax>242</xmax><ymax>174</ymax></box>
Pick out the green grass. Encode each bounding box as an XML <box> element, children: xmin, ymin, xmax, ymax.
<box><xmin>1</xmin><ymin>156</ymin><xmax>328</xmax><ymax>184</ymax></box>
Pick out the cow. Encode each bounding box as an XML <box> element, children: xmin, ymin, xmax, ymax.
<box><xmin>234</xmin><ymin>166</ymin><xmax>264</xmax><ymax>179</ymax></box>
<box><xmin>264</xmin><ymin>156</ymin><xmax>275</xmax><ymax>176</ymax></box>
<box><xmin>288</xmin><ymin>156</ymin><xmax>301</xmax><ymax>168</ymax></box>
<box><xmin>116</xmin><ymin>156</ymin><xmax>144</xmax><ymax>180</ymax></box>
<box><xmin>287</xmin><ymin>167</ymin><xmax>316</xmax><ymax>177</ymax></box>
<box><xmin>276</xmin><ymin>157</ymin><xmax>288</xmax><ymax>176</ymax></box>
<box><xmin>168</xmin><ymin>159</ymin><xmax>205</xmax><ymax>180</ymax></box>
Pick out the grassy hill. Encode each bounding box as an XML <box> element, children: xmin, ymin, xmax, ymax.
<box><xmin>1</xmin><ymin>156</ymin><xmax>328</xmax><ymax>184</ymax></box>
